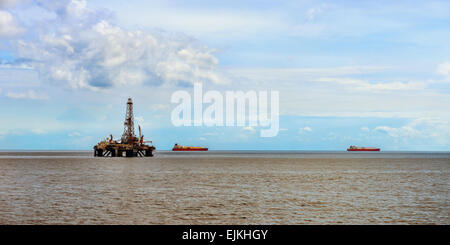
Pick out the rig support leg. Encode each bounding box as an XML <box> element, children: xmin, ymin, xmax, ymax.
<box><xmin>145</xmin><ymin>150</ymin><xmax>153</xmax><ymax>157</ymax></box>
<box><xmin>96</xmin><ymin>149</ymin><xmax>103</xmax><ymax>157</ymax></box>
<box><xmin>126</xmin><ymin>150</ymin><xmax>133</xmax><ymax>157</ymax></box>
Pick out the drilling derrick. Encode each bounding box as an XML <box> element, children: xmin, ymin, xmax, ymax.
<box><xmin>121</xmin><ymin>98</ymin><xmax>136</xmax><ymax>144</ymax></box>
<box><xmin>93</xmin><ymin>98</ymin><xmax>155</xmax><ymax>157</ymax></box>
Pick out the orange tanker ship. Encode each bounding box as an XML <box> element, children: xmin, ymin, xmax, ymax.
<box><xmin>172</xmin><ymin>143</ymin><xmax>208</xmax><ymax>151</ymax></box>
<box><xmin>347</xmin><ymin>145</ymin><xmax>380</xmax><ymax>151</ymax></box>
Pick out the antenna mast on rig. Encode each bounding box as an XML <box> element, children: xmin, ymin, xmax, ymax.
<box><xmin>121</xmin><ymin>97</ymin><xmax>136</xmax><ymax>143</ymax></box>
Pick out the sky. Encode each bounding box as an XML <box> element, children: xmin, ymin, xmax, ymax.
<box><xmin>0</xmin><ymin>0</ymin><xmax>449</xmax><ymax>150</ymax></box>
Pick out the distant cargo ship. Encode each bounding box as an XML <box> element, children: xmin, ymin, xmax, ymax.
<box><xmin>347</xmin><ymin>146</ymin><xmax>380</xmax><ymax>151</ymax></box>
<box><xmin>172</xmin><ymin>143</ymin><xmax>208</xmax><ymax>151</ymax></box>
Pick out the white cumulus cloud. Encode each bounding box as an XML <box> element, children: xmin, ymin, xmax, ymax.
<box><xmin>0</xmin><ymin>10</ymin><xmax>25</xmax><ymax>37</ymax></box>
<box><xmin>436</xmin><ymin>62</ymin><xmax>450</xmax><ymax>77</ymax></box>
<box><xmin>11</xmin><ymin>0</ymin><xmax>226</xmax><ymax>90</ymax></box>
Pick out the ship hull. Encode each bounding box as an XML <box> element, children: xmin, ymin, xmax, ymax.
<box><xmin>347</xmin><ymin>148</ymin><xmax>380</xmax><ymax>151</ymax></box>
<box><xmin>172</xmin><ymin>148</ymin><xmax>208</xmax><ymax>151</ymax></box>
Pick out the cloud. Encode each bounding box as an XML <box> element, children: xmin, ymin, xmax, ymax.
<box><xmin>150</xmin><ymin>104</ymin><xmax>169</xmax><ymax>111</ymax></box>
<box><xmin>228</xmin><ymin>66</ymin><xmax>391</xmax><ymax>80</ymax></box>
<box><xmin>361</xmin><ymin>126</ymin><xmax>369</xmax><ymax>132</ymax></box>
<box><xmin>409</xmin><ymin>117</ymin><xmax>450</xmax><ymax>143</ymax></box>
<box><xmin>375</xmin><ymin>126</ymin><xmax>420</xmax><ymax>138</ymax></box>
<box><xmin>227</xmin><ymin>65</ymin><xmax>450</xmax><ymax>120</ymax></box>
<box><xmin>436</xmin><ymin>62</ymin><xmax>450</xmax><ymax>77</ymax></box>
<box><xmin>243</xmin><ymin>126</ymin><xmax>254</xmax><ymax>132</ymax></box>
<box><xmin>68</xmin><ymin>132</ymin><xmax>81</xmax><ymax>137</ymax></box>
<box><xmin>0</xmin><ymin>0</ymin><xmax>23</xmax><ymax>8</ymax></box>
<box><xmin>11</xmin><ymin>0</ymin><xmax>226</xmax><ymax>90</ymax></box>
<box><xmin>305</xmin><ymin>4</ymin><xmax>328</xmax><ymax>21</ymax></box>
<box><xmin>203</xmin><ymin>132</ymin><xmax>219</xmax><ymax>136</ymax></box>
<box><xmin>375</xmin><ymin>117</ymin><xmax>450</xmax><ymax>143</ymax></box>
<box><xmin>31</xmin><ymin>128</ymin><xmax>47</xmax><ymax>135</ymax></box>
<box><xmin>6</xmin><ymin>90</ymin><xmax>49</xmax><ymax>100</ymax></box>
<box><xmin>299</xmin><ymin>126</ymin><xmax>312</xmax><ymax>133</ymax></box>
<box><xmin>106</xmin><ymin>2</ymin><xmax>287</xmax><ymax>42</ymax></box>
<box><xmin>0</xmin><ymin>10</ymin><xmax>25</xmax><ymax>37</ymax></box>
<box><xmin>316</xmin><ymin>77</ymin><xmax>426</xmax><ymax>91</ymax></box>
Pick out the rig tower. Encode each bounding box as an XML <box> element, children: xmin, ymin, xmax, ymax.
<box><xmin>121</xmin><ymin>98</ymin><xmax>136</xmax><ymax>144</ymax></box>
<box><xmin>93</xmin><ymin>97</ymin><xmax>155</xmax><ymax>157</ymax></box>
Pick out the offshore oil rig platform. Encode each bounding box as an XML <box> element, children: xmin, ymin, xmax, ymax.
<box><xmin>94</xmin><ymin>98</ymin><xmax>155</xmax><ymax>157</ymax></box>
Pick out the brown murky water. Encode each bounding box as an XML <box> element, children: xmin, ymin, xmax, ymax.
<box><xmin>0</xmin><ymin>151</ymin><xmax>448</xmax><ymax>224</ymax></box>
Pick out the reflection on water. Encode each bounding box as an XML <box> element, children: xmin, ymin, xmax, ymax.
<box><xmin>0</xmin><ymin>151</ymin><xmax>448</xmax><ymax>224</ymax></box>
